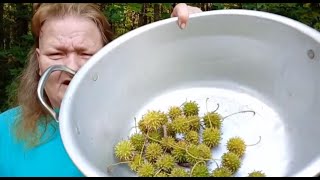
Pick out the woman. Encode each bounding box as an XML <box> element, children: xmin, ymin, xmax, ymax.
<box><xmin>0</xmin><ymin>3</ymin><xmax>202</xmax><ymax>177</ymax></box>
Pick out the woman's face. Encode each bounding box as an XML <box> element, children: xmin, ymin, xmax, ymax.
<box><xmin>36</xmin><ymin>16</ymin><xmax>104</xmax><ymax>109</ymax></box>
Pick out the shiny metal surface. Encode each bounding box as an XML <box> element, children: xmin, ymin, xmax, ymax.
<box><xmin>37</xmin><ymin>65</ymin><xmax>76</xmax><ymax>122</ymax></box>
<box><xmin>56</xmin><ymin>9</ymin><xmax>320</xmax><ymax>177</ymax></box>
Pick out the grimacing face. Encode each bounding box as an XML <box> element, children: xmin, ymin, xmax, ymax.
<box><xmin>36</xmin><ymin>16</ymin><xmax>104</xmax><ymax>109</ymax></box>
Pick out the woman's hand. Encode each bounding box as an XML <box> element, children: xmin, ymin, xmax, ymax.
<box><xmin>171</xmin><ymin>3</ymin><xmax>202</xmax><ymax>29</ymax></box>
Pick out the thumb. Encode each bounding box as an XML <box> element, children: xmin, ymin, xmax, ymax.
<box><xmin>171</xmin><ymin>3</ymin><xmax>189</xmax><ymax>29</ymax></box>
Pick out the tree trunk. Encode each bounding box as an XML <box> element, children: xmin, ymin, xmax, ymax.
<box><xmin>238</xmin><ymin>3</ymin><xmax>243</xmax><ymax>9</ymax></box>
<box><xmin>138</xmin><ymin>3</ymin><xmax>145</xmax><ymax>26</ymax></box>
<box><xmin>131</xmin><ymin>13</ymin><xmax>135</xmax><ymax>30</ymax></box>
<box><xmin>154</xmin><ymin>3</ymin><xmax>160</xmax><ymax>22</ymax></box>
<box><xmin>3</xmin><ymin>3</ymin><xmax>10</xmax><ymax>49</ymax></box>
<box><xmin>0</xmin><ymin>3</ymin><xmax>4</xmax><ymax>49</ymax></box>
<box><xmin>143</xmin><ymin>3</ymin><xmax>148</xmax><ymax>25</ymax></box>
<box><xmin>4</xmin><ymin>24</ymin><xmax>10</xmax><ymax>49</ymax></box>
<box><xmin>138</xmin><ymin>3</ymin><xmax>149</xmax><ymax>26</ymax></box>
<box><xmin>201</xmin><ymin>3</ymin><xmax>205</xmax><ymax>11</ymax></box>
<box><xmin>14</xmin><ymin>3</ymin><xmax>29</xmax><ymax>45</ymax></box>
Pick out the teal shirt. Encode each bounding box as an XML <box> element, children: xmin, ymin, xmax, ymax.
<box><xmin>0</xmin><ymin>107</ymin><xmax>84</xmax><ymax>177</ymax></box>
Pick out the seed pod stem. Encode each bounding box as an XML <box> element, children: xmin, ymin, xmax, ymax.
<box><xmin>222</xmin><ymin>110</ymin><xmax>256</xmax><ymax>121</ymax></box>
<box><xmin>107</xmin><ymin>161</ymin><xmax>131</xmax><ymax>173</ymax></box>
<box><xmin>205</xmin><ymin>98</ymin><xmax>213</xmax><ymax>128</ymax></box>
<box><xmin>162</xmin><ymin>125</ymin><xmax>167</xmax><ymax>138</ymax></box>
<box><xmin>190</xmin><ymin>160</ymin><xmax>206</xmax><ymax>177</ymax></box>
<box><xmin>154</xmin><ymin>169</ymin><xmax>162</xmax><ymax>177</ymax></box>
<box><xmin>246</xmin><ymin>136</ymin><xmax>262</xmax><ymax>147</ymax></box>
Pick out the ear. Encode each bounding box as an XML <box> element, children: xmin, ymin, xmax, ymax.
<box><xmin>36</xmin><ymin>48</ymin><xmax>42</xmax><ymax>76</ymax></box>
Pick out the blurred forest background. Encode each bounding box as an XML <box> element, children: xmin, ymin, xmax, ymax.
<box><xmin>1</xmin><ymin>3</ymin><xmax>320</xmax><ymax>112</ymax></box>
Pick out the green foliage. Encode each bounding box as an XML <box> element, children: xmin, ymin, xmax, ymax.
<box><xmin>104</xmin><ymin>4</ymin><xmax>125</xmax><ymax>24</ymax></box>
<box><xmin>212</xmin><ymin>3</ymin><xmax>320</xmax><ymax>31</ymax></box>
<box><xmin>0</xmin><ymin>33</ymin><xmax>33</xmax><ymax>112</ymax></box>
<box><xmin>127</xmin><ymin>3</ymin><xmax>143</xmax><ymax>13</ymax></box>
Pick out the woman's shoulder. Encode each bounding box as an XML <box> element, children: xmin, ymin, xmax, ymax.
<box><xmin>0</xmin><ymin>106</ymin><xmax>21</xmax><ymax>117</ymax></box>
<box><xmin>0</xmin><ymin>107</ymin><xmax>84</xmax><ymax>177</ymax></box>
<box><xmin>0</xmin><ymin>107</ymin><xmax>21</xmax><ymax>143</ymax></box>
<box><xmin>0</xmin><ymin>106</ymin><xmax>21</xmax><ymax>125</ymax></box>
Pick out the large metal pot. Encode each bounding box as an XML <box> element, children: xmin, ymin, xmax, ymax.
<box><xmin>37</xmin><ymin>9</ymin><xmax>320</xmax><ymax>177</ymax></box>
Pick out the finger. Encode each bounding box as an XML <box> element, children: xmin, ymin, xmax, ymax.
<box><xmin>171</xmin><ymin>3</ymin><xmax>189</xmax><ymax>29</ymax></box>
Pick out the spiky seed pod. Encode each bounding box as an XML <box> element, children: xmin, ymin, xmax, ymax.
<box><xmin>172</xmin><ymin>140</ymin><xmax>188</xmax><ymax>163</ymax></box>
<box><xmin>203</xmin><ymin>112</ymin><xmax>222</xmax><ymax>129</ymax></box>
<box><xmin>148</xmin><ymin>131</ymin><xmax>162</xmax><ymax>144</ymax></box>
<box><xmin>138</xmin><ymin>110</ymin><xmax>168</xmax><ymax>133</ymax></box>
<box><xmin>160</xmin><ymin>136</ymin><xmax>176</xmax><ymax>152</ymax></box>
<box><xmin>187</xmin><ymin>115</ymin><xmax>201</xmax><ymax>131</ymax></box>
<box><xmin>248</xmin><ymin>170</ymin><xmax>266</xmax><ymax>177</ymax></box>
<box><xmin>196</xmin><ymin>144</ymin><xmax>212</xmax><ymax>160</ymax></box>
<box><xmin>169</xmin><ymin>167</ymin><xmax>189</xmax><ymax>177</ymax></box>
<box><xmin>212</xmin><ymin>166</ymin><xmax>233</xmax><ymax>177</ymax></box>
<box><xmin>137</xmin><ymin>162</ymin><xmax>155</xmax><ymax>177</ymax></box>
<box><xmin>114</xmin><ymin>140</ymin><xmax>135</xmax><ymax>161</ymax></box>
<box><xmin>202</xmin><ymin>127</ymin><xmax>222</xmax><ymax>148</ymax></box>
<box><xmin>221</xmin><ymin>152</ymin><xmax>241</xmax><ymax>174</ymax></box>
<box><xmin>227</xmin><ymin>136</ymin><xmax>246</xmax><ymax>158</ymax></box>
<box><xmin>168</xmin><ymin>106</ymin><xmax>182</xmax><ymax>120</ymax></box>
<box><xmin>145</xmin><ymin>143</ymin><xmax>163</xmax><ymax>162</ymax></box>
<box><xmin>128</xmin><ymin>154</ymin><xmax>144</xmax><ymax>172</ymax></box>
<box><xmin>191</xmin><ymin>163</ymin><xmax>210</xmax><ymax>177</ymax></box>
<box><xmin>155</xmin><ymin>154</ymin><xmax>175</xmax><ymax>172</ymax></box>
<box><xmin>154</xmin><ymin>171</ymin><xmax>168</xmax><ymax>177</ymax></box>
<box><xmin>185</xmin><ymin>131</ymin><xmax>199</xmax><ymax>145</ymax></box>
<box><xmin>129</xmin><ymin>133</ymin><xmax>145</xmax><ymax>151</ymax></box>
<box><xmin>182</xmin><ymin>100</ymin><xmax>199</xmax><ymax>117</ymax></box>
<box><xmin>185</xmin><ymin>144</ymin><xmax>201</xmax><ymax>165</ymax></box>
<box><xmin>171</xmin><ymin>115</ymin><xmax>190</xmax><ymax>134</ymax></box>
<box><xmin>166</xmin><ymin>123</ymin><xmax>175</xmax><ymax>137</ymax></box>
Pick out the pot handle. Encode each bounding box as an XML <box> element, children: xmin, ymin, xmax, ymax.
<box><xmin>37</xmin><ymin>65</ymin><xmax>76</xmax><ymax>123</ymax></box>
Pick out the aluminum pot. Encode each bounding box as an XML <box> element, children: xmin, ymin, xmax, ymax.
<box><xmin>37</xmin><ymin>9</ymin><xmax>320</xmax><ymax>177</ymax></box>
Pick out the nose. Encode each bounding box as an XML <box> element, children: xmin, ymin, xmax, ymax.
<box><xmin>65</xmin><ymin>53</ymin><xmax>83</xmax><ymax>72</ymax></box>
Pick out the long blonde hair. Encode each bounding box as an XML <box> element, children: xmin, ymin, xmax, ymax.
<box><xmin>14</xmin><ymin>3</ymin><xmax>114</xmax><ymax>148</ymax></box>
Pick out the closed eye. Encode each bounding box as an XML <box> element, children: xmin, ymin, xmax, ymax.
<box><xmin>48</xmin><ymin>53</ymin><xmax>65</xmax><ymax>60</ymax></box>
<box><xmin>80</xmin><ymin>53</ymin><xmax>93</xmax><ymax>59</ymax></box>
<box><xmin>81</xmin><ymin>53</ymin><xmax>93</xmax><ymax>56</ymax></box>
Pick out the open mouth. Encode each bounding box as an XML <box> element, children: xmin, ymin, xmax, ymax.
<box><xmin>62</xmin><ymin>80</ymin><xmax>71</xmax><ymax>86</ymax></box>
